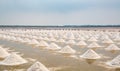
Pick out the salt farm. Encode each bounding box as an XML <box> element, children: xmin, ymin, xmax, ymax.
<box><xmin>0</xmin><ymin>26</ymin><xmax>120</xmax><ymax>71</ymax></box>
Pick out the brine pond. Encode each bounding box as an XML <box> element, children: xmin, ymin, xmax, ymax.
<box><xmin>0</xmin><ymin>39</ymin><xmax>119</xmax><ymax>71</ymax></box>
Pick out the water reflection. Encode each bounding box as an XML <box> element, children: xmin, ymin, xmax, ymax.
<box><xmin>85</xmin><ymin>59</ymin><xmax>96</xmax><ymax>64</ymax></box>
<box><xmin>0</xmin><ymin>64</ymin><xmax>27</xmax><ymax>71</ymax></box>
<box><xmin>0</xmin><ymin>38</ymin><xmax>119</xmax><ymax>71</ymax></box>
<box><xmin>115</xmin><ymin>68</ymin><xmax>120</xmax><ymax>71</ymax></box>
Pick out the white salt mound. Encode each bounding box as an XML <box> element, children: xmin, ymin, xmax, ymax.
<box><xmin>106</xmin><ymin>55</ymin><xmax>120</xmax><ymax>68</ymax></box>
<box><xmin>49</xmin><ymin>37</ymin><xmax>56</xmax><ymax>42</ymax></box>
<box><xmin>37</xmin><ymin>40</ymin><xmax>49</xmax><ymax>47</ymax></box>
<box><xmin>48</xmin><ymin>43</ymin><xmax>61</xmax><ymax>50</ymax></box>
<box><xmin>102</xmin><ymin>38</ymin><xmax>114</xmax><ymax>44</ymax></box>
<box><xmin>27</xmin><ymin>61</ymin><xmax>50</xmax><ymax>71</ymax></box>
<box><xmin>0</xmin><ymin>53</ymin><xmax>28</xmax><ymax>66</ymax></box>
<box><xmin>88</xmin><ymin>37</ymin><xmax>98</xmax><ymax>42</ymax></box>
<box><xmin>105</xmin><ymin>44</ymin><xmax>120</xmax><ymax>51</ymax></box>
<box><xmin>0</xmin><ymin>46</ymin><xmax>10</xmax><ymax>59</ymax></box>
<box><xmin>66</xmin><ymin>39</ymin><xmax>76</xmax><ymax>45</ymax></box>
<box><xmin>58</xmin><ymin>39</ymin><xmax>65</xmax><ymax>43</ymax></box>
<box><xmin>88</xmin><ymin>42</ymin><xmax>101</xmax><ymax>49</ymax></box>
<box><xmin>59</xmin><ymin>45</ymin><xmax>76</xmax><ymax>54</ymax></box>
<box><xmin>80</xmin><ymin>49</ymin><xmax>101</xmax><ymax>59</ymax></box>
<box><xmin>29</xmin><ymin>39</ymin><xmax>39</xmax><ymax>45</ymax></box>
<box><xmin>76</xmin><ymin>41</ymin><xmax>87</xmax><ymax>46</ymax></box>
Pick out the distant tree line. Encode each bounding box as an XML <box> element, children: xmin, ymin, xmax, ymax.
<box><xmin>0</xmin><ymin>25</ymin><xmax>120</xmax><ymax>28</ymax></box>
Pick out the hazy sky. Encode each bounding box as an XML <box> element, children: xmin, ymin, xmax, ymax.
<box><xmin>0</xmin><ymin>0</ymin><xmax>120</xmax><ymax>25</ymax></box>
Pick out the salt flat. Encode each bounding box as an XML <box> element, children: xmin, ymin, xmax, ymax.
<box><xmin>0</xmin><ymin>27</ymin><xmax>120</xmax><ymax>71</ymax></box>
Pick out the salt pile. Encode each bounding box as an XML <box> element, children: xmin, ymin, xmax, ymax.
<box><xmin>49</xmin><ymin>37</ymin><xmax>56</xmax><ymax>42</ymax></box>
<box><xmin>77</xmin><ymin>36</ymin><xmax>86</xmax><ymax>41</ymax></box>
<box><xmin>57</xmin><ymin>38</ymin><xmax>65</xmax><ymax>43</ymax></box>
<box><xmin>16</xmin><ymin>37</ymin><xmax>23</xmax><ymax>42</ymax></box>
<box><xmin>87</xmin><ymin>42</ymin><xmax>101</xmax><ymax>49</ymax></box>
<box><xmin>105</xmin><ymin>44</ymin><xmax>120</xmax><ymax>51</ymax></box>
<box><xmin>76</xmin><ymin>40</ymin><xmax>87</xmax><ymax>46</ymax></box>
<box><xmin>37</xmin><ymin>40</ymin><xmax>49</xmax><ymax>47</ymax></box>
<box><xmin>29</xmin><ymin>39</ymin><xmax>39</xmax><ymax>45</ymax></box>
<box><xmin>88</xmin><ymin>37</ymin><xmax>98</xmax><ymax>42</ymax></box>
<box><xmin>102</xmin><ymin>38</ymin><xmax>114</xmax><ymax>44</ymax></box>
<box><xmin>0</xmin><ymin>46</ymin><xmax>10</xmax><ymax>59</ymax></box>
<box><xmin>66</xmin><ymin>32</ymin><xmax>75</xmax><ymax>40</ymax></box>
<box><xmin>47</xmin><ymin>43</ymin><xmax>61</xmax><ymax>50</ymax></box>
<box><xmin>43</xmin><ymin>37</ymin><xmax>49</xmax><ymax>41</ymax></box>
<box><xmin>114</xmin><ymin>36</ymin><xmax>120</xmax><ymax>42</ymax></box>
<box><xmin>80</xmin><ymin>49</ymin><xmax>101</xmax><ymax>59</ymax></box>
<box><xmin>27</xmin><ymin>61</ymin><xmax>50</xmax><ymax>71</ymax></box>
<box><xmin>0</xmin><ymin>53</ymin><xmax>27</xmax><ymax>66</ymax></box>
<box><xmin>66</xmin><ymin>39</ymin><xmax>76</xmax><ymax>45</ymax></box>
<box><xmin>59</xmin><ymin>45</ymin><xmax>76</xmax><ymax>54</ymax></box>
<box><xmin>23</xmin><ymin>38</ymin><xmax>31</xmax><ymax>43</ymax></box>
<box><xmin>106</xmin><ymin>55</ymin><xmax>120</xmax><ymax>68</ymax></box>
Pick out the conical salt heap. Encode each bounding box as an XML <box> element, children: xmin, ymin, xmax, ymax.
<box><xmin>0</xmin><ymin>53</ymin><xmax>27</xmax><ymax>66</ymax></box>
<box><xmin>49</xmin><ymin>37</ymin><xmax>56</xmax><ymax>42</ymax></box>
<box><xmin>102</xmin><ymin>38</ymin><xmax>114</xmax><ymax>44</ymax></box>
<box><xmin>76</xmin><ymin>40</ymin><xmax>87</xmax><ymax>46</ymax></box>
<box><xmin>38</xmin><ymin>36</ymin><xmax>43</xmax><ymax>40</ymax></box>
<box><xmin>16</xmin><ymin>37</ymin><xmax>23</xmax><ymax>42</ymax></box>
<box><xmin>66</xmin><ymin>39</ymin><xmax>76</xmax><ymax>45</ymax></box>
<box><xmin>77</xmin><ymin>36</ymin><xmax>86</xmax><ymax>41</ymax></box>
<box><xmin>27</xmin><ymin>61</ymin><xmax>50</xmax><ymax>71</ymax></box>
<box><xmin>58</xmin><ymin>38</ymin><xmax>65</xmax><ymax>43</ymax></box>
<box><xmin>37</xmin><ymin>40</ymin><xmax>49</xmax><ymax>47</ymax></box>
<box><xmin>10</xmin><ymin>36</ymin><xmax>16</xmax><ymax>41</ymax></box>
<box><xmin>106</xmin><ymin>55</ymin><xmax>120</xmax><ymax>68</ymax></box>
<box><xmin>29</xmin><ymin>39</ymin><xmax>39</xmax><ymax>45</ymax></box>
<box><xmin>59</xmin><ymin>45</ymin><xmax>76</xmax><ymax>54</ymax></box>
<box><xmin>23</xmin><ymin>38</ymin><xmax>31</xmax><ymax>43</ymax></box>
<box><xmin>87</xmin><ymin>42</ymin><xmax>101</xmax><ymax>49</ymax></box>
<box><xmin>48</xmin><ymin>43</ymin><xmax>61</xmax><ymax>50</ymax></box>
<box><xmin>114</xmin><ymin>35</ymin><xmax>120</xmax><ymax>42</ymax></box>
<box><xmin>67</xmin><ymin>32</ymin><xmax>75</xmax><ymax>40</ymax></box>
<box><xmin>105</xmin><ymin>44</ymin><xmax>120</xmax><ymax>51</ymax></box>
<box><xmin>88</xmin><ymin>37</ymin><xmax>98</xmax><ymax>42</ymax></box>
<box><xmin>0</xmin><ymin>46</ymin><xmax>10</xmax><ymax>59</ymax></box>
<box><xmin>100</xmin><ymin>34</ymin><xmax>109</xmax><ymax>40</ymax></box>
<box><xmin>80</xmin><ymin>49</ymin><xmax>101</xmax><ymax>59</ymax></box>
<box><xmin>43</xmin><ymin>37</ymin><xmax>49</xmax><ymax>41</ymax></box>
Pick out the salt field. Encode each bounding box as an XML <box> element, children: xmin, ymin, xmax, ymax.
<box><xmin>0</xmin><ymin>27</ymin><xmax>120</xmax><ymax>71</ymax></box>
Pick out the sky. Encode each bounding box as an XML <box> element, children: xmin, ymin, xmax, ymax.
<box><xmin>0</xmin><ymin>0</ymin><xmax>120</xmax><ymax>26</ymax></box>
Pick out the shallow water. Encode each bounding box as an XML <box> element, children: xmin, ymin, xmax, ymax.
<box><xmin>0</xmin><ymin>39</ymin><xmax>119</xmax><ymax>71</ymax></box>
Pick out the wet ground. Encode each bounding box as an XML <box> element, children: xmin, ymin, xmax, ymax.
<box><xmin>0</xmin><ymin>39</ymin><xmax>120</xmax><ymax>71</ymax></box>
